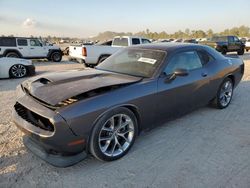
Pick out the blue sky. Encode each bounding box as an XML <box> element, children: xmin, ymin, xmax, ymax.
<box><xmin>0</xmin><ymin>0</ymin><xmax>249</xmax><ymax>38</ymax></box>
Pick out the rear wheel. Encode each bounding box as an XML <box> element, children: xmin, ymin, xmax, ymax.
<box><xmin>213</xmin><ymin>78</ymin><xmax>234</xmax><ymax>109</ymax></box>
<box><xmin>51</xmin><ymin>52</ymin><xmax>62</xmax><ymax>62</ymax></box>
<box><xmin>89</xmin><ymin>107</ymin><xmax>138</xmax><ymax>161</ymax></box>
<box><xmin>9</xmin><ymin>64</ymin><xmax>27</xmax><ymax>78</ymax></box>
<box><xmin>98</xmin><ymin>55</ymin><xmax>109</xmax><ymax>64</ymax></box>
<box><xmin>6</xmin><ymin>52</ymin><xmax>19</xmax><ymax>58</ymax></box>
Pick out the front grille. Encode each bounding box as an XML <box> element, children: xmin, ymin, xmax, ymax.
<box><xmin>14</xmin><ymin>102</ymin><xmax>54</xmax><ymax>132</ymax></box>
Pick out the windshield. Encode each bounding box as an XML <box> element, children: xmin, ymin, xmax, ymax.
<box><xmin>96</xmin><ymin>48</ymin><xmax>166</xmax><ymax>78</ymax></box>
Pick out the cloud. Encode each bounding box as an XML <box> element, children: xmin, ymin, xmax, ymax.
<box><xmin>22</xmin><ymin>18</ymin><xmax>37</xmax><ymax>27</ymax></box>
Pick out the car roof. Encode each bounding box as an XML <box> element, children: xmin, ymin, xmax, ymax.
<box><xmin>129</xmin><ymin>42</ymin><xmax>202</xmax><ymax>52</ymax></box>
<box><xmin>129</xmin><ymin>42</ymin><xmax>226</xmax><ymax>60</ymax></box>
<box><xmin>0</xmin><ymin>37</ymin><xmax>39</xmax><ymax>40</ymax></box>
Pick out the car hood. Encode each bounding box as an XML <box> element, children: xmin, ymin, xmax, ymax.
<box><xmin>21</xmin><ymin>68</ymin><xmax>142</xmax><ymax>106</ymax></box>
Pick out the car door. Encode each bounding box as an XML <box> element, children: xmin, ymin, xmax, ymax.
<box><xmin>228</xmin><ymin>36</ymin><xmax>240</xmax><ymax>51</ymax></box>
<box><xmin>16</xmin><ymin>38</ymin><xmax>30</xmax><ymax>57</ymax></box>
<box><xmin>28</xmin><ymin>39</ymin><xmax>48</xmax><ymax>57</ymax></box>
<box><xmin>233</xmin><ymin>36</ymin><xmax>242</xmax><ymax>51</ymax></box>
<box><xmin>156</xmin><ymin>50</ymin><xmax>210</xmax><ymax>121</ymax></box>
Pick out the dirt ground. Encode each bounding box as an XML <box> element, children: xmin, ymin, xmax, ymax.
<box><xmin>1</xmin><ymin>54</ymin><xmax>250</xmax><ymax>188</ymax></box>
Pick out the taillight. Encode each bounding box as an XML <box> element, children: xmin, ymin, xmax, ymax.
<box><xmin>82</xmin><ymin>47</ymin><xmax>87</xmax><ymax>56</ymax></box>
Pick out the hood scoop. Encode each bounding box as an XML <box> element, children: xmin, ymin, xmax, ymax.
<box><xmin>39</xmin><ymin>78</ymin><xmax>51</xmax><ymax>85</ymax></box>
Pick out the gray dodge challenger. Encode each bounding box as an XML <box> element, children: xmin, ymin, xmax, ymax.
<box><xmin>13</xmin><ymin>43</ymin><xmax>244</xmax><ymax>167</ymax></box>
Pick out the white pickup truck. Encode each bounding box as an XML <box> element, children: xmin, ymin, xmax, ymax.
<box><xmin>245</xmin><ymin>39</ymin><xmax>250</xmax><ymax>52</ymax></box>
<box><xmin>69</xmin><ymin>36</ymin><xmax>151</xmax><ymax>66</ymax></box>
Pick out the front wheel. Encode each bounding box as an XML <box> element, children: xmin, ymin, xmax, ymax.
<box><xmin>9</xmin><ymin>64</ymin><xmax>27</xmax><ymax>78</ymax></box>
<box><xmin>221</xmin><ymin>48</ymin><xmax>227</xmax><ymax>55</ymax></box>
<box><xmin>51</xmin><ymin>52</ymin><xmax>62</xmax><ymax>62</ymax></box>
<box><xmin>89</xmin><ymin>107</ymin><xmax>138</xmax><ymax>161</ymax></box>
<box><xmin>237</xmin><ymin>48</ymin><xmax>244</xmax><ymax>55</ymax></box>
<box><xmin>213</xmin><ymin>78</ymin><xmax>234</xmax><ymax>109</ymax></box>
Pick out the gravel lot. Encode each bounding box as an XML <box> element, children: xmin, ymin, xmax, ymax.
<box><xmin>1</xmin><ymin>54</ymin><xmax>250</xmax><ymax>188</ymax></box>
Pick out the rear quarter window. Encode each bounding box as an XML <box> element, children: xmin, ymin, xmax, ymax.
<box><xmin>0</xmin><ymin>38</ymin><xmax>16</xmax><ymax>47</ymax></box>
<box><xmin>113</xmin><ymin>38</ymin><xmax>129</xmax><ymax>46</ymax></box>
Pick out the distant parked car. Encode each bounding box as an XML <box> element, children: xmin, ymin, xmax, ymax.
<box><xmin>0</xmin><ymin>37</ymin><xmax>62</xmax><ymax>62</ymax></box>
<box><xmin>172</xmin><ymin>39</ymin><xmax>183</xmax><ymax>43</ymax></box>
<box><xmin>99</xmin><ymin>40</ymin><xmax>113</xmax><ymax>46</ymax></box>
<box><xmin>69</xmin><ymin>36</ymin><xmax>151</xmax><ymax>66</ymax></box>
<box><xmin>200</xmin><ymin>36</ymin><xmax>245</xmax><ymax>55</ymax></box>
<box><xmin>0</xmin><ymin>57</ymin><xmax>35</xmax><ymax>78</ymax></box>
<box><xmin>245</xmin><ymin>39</ymin><xmax>250</xmax><ymax>52</ymax></box>
<box><xmin>183</xmin><ymin>39</ymin><xmax>198</xmax><ymax>44</ymax></box>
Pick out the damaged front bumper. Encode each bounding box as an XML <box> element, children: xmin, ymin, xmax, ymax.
<box><xmin>12</xmin><ymin>86</ymin><xmax>87</xmax><ymax>167</ymax></box>
<box><xmin>23</xmin><ymin>136</ymin><xmax>87</xmax><ymax>167</ymax></box>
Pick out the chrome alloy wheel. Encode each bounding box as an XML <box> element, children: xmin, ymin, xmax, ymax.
<box><xmin>219</xmin><ymin>80</ymin><xmax>233</xmax><ymax>107</ymax></box>
<box><xmin>98</xmin><ymin>114</ymin><xmax>135</xmax><ymax>157</ymax></box>
<box><xmin>11</xmin><ymin>64</ymin><xmax>27</xmax><ymax>78</ymax></box>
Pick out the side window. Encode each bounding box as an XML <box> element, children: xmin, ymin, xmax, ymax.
<box><xmin>234</xmin><ymin>36</ymin><xmax>239</xmax><ymax>42</ymax></box>
<box><xmin>132</xmin><ymin>38</ymin><xmax>140</xmax><ymax>45</ymax></box>
<box><xmin>30</xmin><ymin>39</ymin><xmax>41</xmax><ymax>46</ymax></box>
<box><xmin>197</xmin><ymin>50</ymin><xmax>215</xmax><ymax>65</ymax></box>
<box><xmin>141</xmin><ymin>39</ymin><xmax>151</xmax><ymax>44</ymax></box>
<box><xmin>17</xmin><ymin>39</ymin><xmax>28</xmax><ymax>46</ymax></box>
<box><xmin>228</xmin><ymin>36</ymin><xmax>234</xmax><ymax>43</ymax></box>
<box><xmin>165</xmin><ymin>51</ymin><xmax>203</xmax><ymax>75</ymax></box>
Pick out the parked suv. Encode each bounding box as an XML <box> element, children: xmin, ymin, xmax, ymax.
<box><xmin>0</xmin><ymin>37</ymin><xmax>62</xmax><ymax>62</ymax></box>
<box><xmin>200</xmin><ymin>36</ymin><xmax>245</xmax><ymax>55</ymax></box>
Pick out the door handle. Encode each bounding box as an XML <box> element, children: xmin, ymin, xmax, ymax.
<box><xmin>18</xmin><ymin>47</ymin><xmax>23</xmax><ymax>49</ymax></box>
<box><xmin>30</xmin><ymin>48</ymin><xmax>34</xmax><ymax>49</ymax></box>
<box><xmin>202</xmin><ymin>72</ymin><xmax>208</xmax><ymax>77</ymax></box>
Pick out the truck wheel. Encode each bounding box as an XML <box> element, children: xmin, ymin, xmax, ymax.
<box><xmin>221</xmin><ymin>48</ymin><xmax>227</xmax><ymax>55</ymax></box>
<box><xmin>98</xmin><ymin>55</ymin><xmax>109</xmax><ymax>64</ymax></box>
<box><xmin>6</xmin><ymin>52</ymin><xmax>20</xmax><ymax>58</ymax></box>
<box><xmin>51</xmin><ymin>52</ymin><xmax>62</xmax><ymax>62</ymax></box>
<box><xmin>237</xmin><ymin>48</ymin><xmax>244</xmax><ymax>55</ymax></box>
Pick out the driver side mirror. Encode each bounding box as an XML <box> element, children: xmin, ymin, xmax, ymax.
<box><xmin>164</xmin><ymin>68</ymin><xmax>189</xmax><ymax>83</ymax></box>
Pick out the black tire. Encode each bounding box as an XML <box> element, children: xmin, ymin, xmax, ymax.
<box><xmin>89</xmin><ymin>107</ymin><xmax>138</xmax><ymax>161</ymax></box>
<box><xmin>237</xmin><ymin>47</ymin><xmax>244</xmax><ymax>55</ymax></box>
<box><xmin>6</xmin><ymin>52</ymin><xmax>20</xmax><ymax>58</ymax></box>
<box><xmin>9</xmin><ymin>64</ymin><xmax>27</xmax><ymax>78</ymax></box>
<box><xmin>98</xmin><ymin>55</ymin><xmax>109</xmax><ymax>64</ymax></box>
<box><xmin>212</xmin><ymin>78</ymin><xmax>234</xmax><ymax>109</ymax></box>
<box><xmin>221</xmin><ymin>48</ymin><xmax>227</xmax><ymax>55</ymax></box>
<box><xmin>51</xmin><ymin>51</ymin><xmax>62</xmax><ymax>62</ymax></box>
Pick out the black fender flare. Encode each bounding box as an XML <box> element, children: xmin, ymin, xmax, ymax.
<box><xmin>3</xmin><ymin>49</ymin><xmax>23</xmax><ymax>58</ymax></box>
